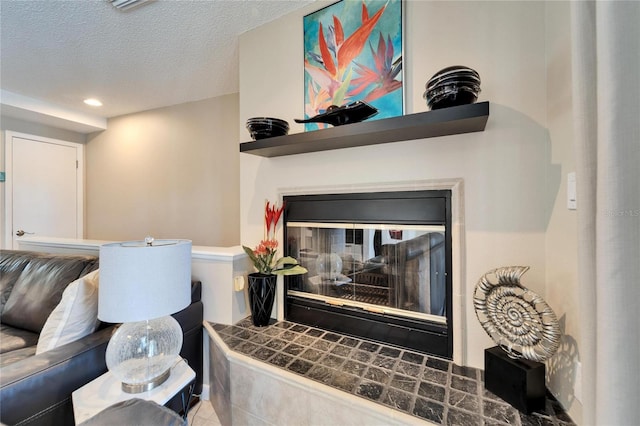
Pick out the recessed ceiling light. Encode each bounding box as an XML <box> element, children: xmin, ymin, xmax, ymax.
<box><xmin>84</xmin><ymin>98</ymin><xmax>103</xmax><ymax>107</ymax></box>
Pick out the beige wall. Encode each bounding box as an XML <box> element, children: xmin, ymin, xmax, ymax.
<box><xmin>544</xmin><ymin>1</ymin><xmax>581</xmax><ymax>423</ymax></box>
<box><xmin>239</xmin><ymin>0</ymin><xmax>578</xmax><ymax>417</ymax></box>
<box><xmin>85</xmin><ymin>94</ymin><xmax>240</xmax><ymax>246</ymax></box>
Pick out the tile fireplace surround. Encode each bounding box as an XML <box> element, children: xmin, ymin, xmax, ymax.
<box><xmin>204</xmin><ymin>318</ymin><xmax>575</xmax><ymax>426</ymax></box>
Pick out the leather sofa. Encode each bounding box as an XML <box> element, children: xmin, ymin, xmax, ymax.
<box><xmin>0</xmin><ymin>249</ymin><xmax>203</xmax><ymax>426</ymax></box>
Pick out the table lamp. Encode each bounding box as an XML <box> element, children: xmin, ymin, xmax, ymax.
<box><xmin>98</xmin><ymin>237</ymin><xmax>191</xmax><ymax>393</ymax></box>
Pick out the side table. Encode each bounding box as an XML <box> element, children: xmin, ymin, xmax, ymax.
<box><xmin>72</xmin><ymin>357</ymin><xmax>195</xmax><ymax>424</ymax></box>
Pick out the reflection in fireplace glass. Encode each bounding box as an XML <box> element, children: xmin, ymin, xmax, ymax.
<box><xmin>286</xmin><ymin>223</ymin><xmax>446</xmax><ymax>320</ymax></box>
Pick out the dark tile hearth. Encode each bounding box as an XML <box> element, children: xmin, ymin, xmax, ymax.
<box><xmin>211</xmin><ymin>318</ymin><xmax>575</xmax><ymax>425</ymax></box>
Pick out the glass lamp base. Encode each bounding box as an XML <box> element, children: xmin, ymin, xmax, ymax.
<box><xmin>105</xmin><ymin>316</ymin><xmax>183</xmax><ymax>394</ymax></box>
<box><xmin>121</xmin><ymin>368</ymin><xmax>170</xmax><ymax>393</ymax></box>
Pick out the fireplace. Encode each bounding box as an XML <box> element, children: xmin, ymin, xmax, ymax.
<box><xmin>283</xmin><ymin>190</ymin><xmax>453</xmax><ymax>359</ymax></box>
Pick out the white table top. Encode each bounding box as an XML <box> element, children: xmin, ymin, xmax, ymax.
<box><xmin>72</xmin><ymin>357</ymin><xmax>195</xmax><ymax>424</ymax></box>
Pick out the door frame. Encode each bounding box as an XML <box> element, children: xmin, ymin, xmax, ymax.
<box><xmin>3</xmin><ymin>131</ymin><xmax>84</xmax><ymax>249</ymax></box>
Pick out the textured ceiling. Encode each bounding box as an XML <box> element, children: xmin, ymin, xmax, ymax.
<box><xmin>0</xmin><ymin>0</ymin><xmax>314</xmax><ymax>119</ymax></box>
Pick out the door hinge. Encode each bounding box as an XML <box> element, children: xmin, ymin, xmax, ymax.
<box><xmin>76</xmin><ymin>160</ymin><xmax>79</xmax><ymax>169</ymax></box>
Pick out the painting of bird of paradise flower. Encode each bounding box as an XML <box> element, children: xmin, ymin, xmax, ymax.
<box><xmin>303</xmin><ymin>0</ymin><xmax>403</xmax><ymax>131</ymax></box>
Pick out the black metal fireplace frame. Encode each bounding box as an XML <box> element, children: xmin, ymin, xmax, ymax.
<box><xmin>283</xmin><ymin>190</ymin><xmax>453</xmax><ymax>359</ymax></box>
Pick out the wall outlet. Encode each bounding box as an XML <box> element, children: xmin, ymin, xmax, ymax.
<box><xmin>233</xmin><ymin>275</ymin><xmax>245</xmax><ymax>292</ymax></box>
<box><xmin>567</xmin><ymin>172</ymin><xmax>577</xmax><ymax>210</ymax></box>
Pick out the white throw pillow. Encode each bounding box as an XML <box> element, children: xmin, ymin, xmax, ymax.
<box><xmin>36</xmin><ymin>270</ymin><xmax>100</xmax><ymax>355</ymax></box>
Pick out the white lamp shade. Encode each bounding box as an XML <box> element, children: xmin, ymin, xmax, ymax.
<box><xmin>98</xmin><ymin>239</ymin><xmax>192</xmax><ymax>323</ymax></box>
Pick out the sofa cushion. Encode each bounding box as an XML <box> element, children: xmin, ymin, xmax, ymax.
<box><xmin>36</xmin><ymin>270</ymin><xmax>100</xmax><ymax>355</ymax></box>
<box><xmin>0</xmin><ymin>324</ymin><xmax>39</xmax><ymax>354</ymax></box>
<box><xmin>1</xmin><ymin>254</ymin><xmax>97</xmax><ymax>333</ymax></box>
<box><xmin>0</xmin><ymin>250</ymin><xmax>33</xmax><ymax>315</ymax></box>
<box><xmin>0</xmin><ymin>345</ymin><xmax>37</xmax><ymax>368</ymax></box>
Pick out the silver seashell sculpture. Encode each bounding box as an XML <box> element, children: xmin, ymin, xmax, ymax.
<box><xmin>473</xmin><ymin>266</ymin><xmax>560</xmax><ymax>362</ymax></box>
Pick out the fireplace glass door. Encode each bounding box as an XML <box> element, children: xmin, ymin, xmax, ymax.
<box><xmin>286</xmin><ymin>223</ymin><xmax>446</xmax><ymax>323</ymax></box>
<box><xmin>283</xmin><ymin>190</ymin><xmax>453</xmax><ymax>358</ymax></box>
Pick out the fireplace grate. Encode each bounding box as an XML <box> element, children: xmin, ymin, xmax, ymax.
<box><xmin>337</xmin><ymin>283</ymin><xmax>389</xmax><ymax>306</ymax></box>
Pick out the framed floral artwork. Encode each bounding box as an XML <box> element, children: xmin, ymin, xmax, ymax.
<box><xmin>303</xmin><ymin>0</ymin><xmax>404</xmax><ymax>131</ymax></box>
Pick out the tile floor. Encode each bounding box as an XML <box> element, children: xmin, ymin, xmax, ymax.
<box><xmin>187</xmin><ymin>399</ymin><xmax>222</xmax><ymax>426</ymax></box>
<box><xmin>206</xmin><ymin>317</ymin><xmax>576</xmax><ymax>426</ymax></box>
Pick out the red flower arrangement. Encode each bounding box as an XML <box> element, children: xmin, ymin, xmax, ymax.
<box><xmin>243</xmin><ymin>201</ymin><xmax>307</xmax><ymax>276</ymax></box>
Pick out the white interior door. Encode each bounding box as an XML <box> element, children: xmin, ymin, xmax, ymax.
<box><xmin>4</xmin><ymin>132</ymin><xmax>84</xmax><ymax>249</ymax></box>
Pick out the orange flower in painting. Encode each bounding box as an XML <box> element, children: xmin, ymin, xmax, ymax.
<box><xmin>305</xmin><ymin>81</ymin><xmax>332</xmax><ymax>128</ymax></box>
<box><xmin>305</xmin><ymin>1</ymin><xmax>387</xmax><ymax>106</ymax></box>
<box><xmin>336</xmin><ymin>2</ymin><xmax>387</xmax><ymax>77</ymax></box>
<box><xmin>350</xmin><ymin>33</ymin><xmax>402</xmax><ymax>102</ymax></box>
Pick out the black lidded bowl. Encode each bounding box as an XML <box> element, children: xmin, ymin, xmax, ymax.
<box><xmin>426</xmin><ymin>72</ymin><xmax>481</xmax><ymax>91</ymax></box>
<box><xmin>427</xmin><ymin>65</ymin><xmax>480</xmax><ymax>83</ymax></box>
<box><xmin>246</xmin><ymin>117</ymin><xmax>290</xmax><ymax>140</ymax></box>
<box><xmin>426</xmin><ymin>86</ymin><xmax>479</xmax><ymax>110</ymax></box>
<box><xmin>424</xmin><ymin>65</ymin><xmax>481</xmax><ymax>110</ymax></box>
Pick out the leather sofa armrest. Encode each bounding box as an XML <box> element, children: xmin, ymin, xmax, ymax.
<box><xmin>0</xmin><ymin>326</ymin><xmax>115</xmax><ymax>425</ymax></box>
<box><xmin>0</xmin><ymin>298</ymin><xmax>203</xmax><ymax>426</ymax></box>
<box><xmin>172</xmin><ymin>300</ymin><xmax>204</xmax><ymax>397</ymax></box>
<box><xmin>190</xmin><ymin>280</ymin><xmax>202</xmax><ymax>303</ymax></box>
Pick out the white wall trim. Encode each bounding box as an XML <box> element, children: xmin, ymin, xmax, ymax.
<box><xmin>200</xmin><ymin>384</ymin><xmax>210</xmax><ymax>401</ymax></box>
<box><xmin>15</xmin><ymin>236</ymin><xmax>247</xmax><ymax>262</ymax></box>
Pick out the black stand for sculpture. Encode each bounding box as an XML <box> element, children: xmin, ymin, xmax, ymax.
<box><xmin>484</xmin><ymin>346</ymin><xmax>546</xmax><ymax>414</ymax></box>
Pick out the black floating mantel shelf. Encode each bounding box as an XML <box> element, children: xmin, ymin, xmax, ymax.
<box><xmin>239</xmin><ymin>101</ymin><xmax>489</xmax><ymax>158</ymax></box>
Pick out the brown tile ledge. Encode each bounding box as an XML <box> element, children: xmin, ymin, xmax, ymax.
<box><xmin>204</xmin><ymin>318</ymin><xmax>575</xmax><ymax>426</ymax></box>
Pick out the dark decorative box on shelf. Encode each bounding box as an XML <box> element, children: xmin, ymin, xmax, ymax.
<box><xmin>239</xmin><ymin>101</ymin><xmax>490</xmax><ymax>158</ymax></box>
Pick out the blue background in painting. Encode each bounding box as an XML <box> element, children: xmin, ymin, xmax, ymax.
<box><xmin>303</xmin><ymin>0</ymin><xmax>403</xmax><ymax>131</ymax></box>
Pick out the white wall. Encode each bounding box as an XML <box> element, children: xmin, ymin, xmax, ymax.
<box><xmin>544</xmin><ymin>1</ymin><xmax>581</xmax><ymax>423</ymax></box>
<box><xmin>85</xmin><ymin>94</ymin><xmax>240</xmax><ymax>246</ymax></box>
<box><xmin>240</xmin><ymin>0</ymin><xmax>552</xmax><ymax>371</ymax></box>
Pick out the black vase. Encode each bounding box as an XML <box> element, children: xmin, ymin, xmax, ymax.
<box><xmin>247</xmin><ymin>273</ymin><xmax>277</xmax><ymax>326</ymax></box>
